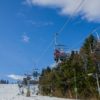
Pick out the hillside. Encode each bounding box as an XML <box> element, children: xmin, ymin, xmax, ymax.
<box><xmin>0</xmin><ymin>84</ymin><xmax>75</xmax><ymax>100</ymax></box>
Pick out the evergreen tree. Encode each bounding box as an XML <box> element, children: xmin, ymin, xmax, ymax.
<box><xmin>39</xmin><ymin>34</ymin><xmax>100</xmax><ymax>99</ymax></box>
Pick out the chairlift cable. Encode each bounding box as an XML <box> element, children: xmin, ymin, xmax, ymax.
<box><xmin>54</xmin><ymin>0</ymin><xmax>86</xmax><ymax>52</ymax></box>
<box><xmin>36</xmin><ymin>0</ymin><xmax>86</xmax><ymax>64</ymax></box>
<box><xmin>58</xmin><ymin>0</ymin><xmax>85</xmax><ymax>35</ymax></box>
<box><xmin>70</xmin><ymin>28</ymin><xmax>100</xmax><ymax>50</ymax></box>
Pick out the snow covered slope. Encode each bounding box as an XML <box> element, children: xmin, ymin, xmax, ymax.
<box><xmin>0</xmin><ymin>84</ymin><xmax>75</xmax><ymax>100</ymax></box>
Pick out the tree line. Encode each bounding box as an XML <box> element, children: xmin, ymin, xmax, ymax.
<box><xmin>39</xmin><ymin>34</ymin><xmax>100</xmax><ymax>100</ymax></box>
<box><xmin>0</xmin><ymin>79</ymin><xmax>9</xmax><ymax>84</ymax></box>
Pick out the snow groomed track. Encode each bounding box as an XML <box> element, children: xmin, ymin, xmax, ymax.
<box><xmin>0</xmin><ymin>84</ymin><xmax>76</xmax><ymax>100</ymax></box>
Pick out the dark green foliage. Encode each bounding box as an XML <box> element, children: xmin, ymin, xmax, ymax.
<box><xmin>0</xmin><ymin>79</ymin><xmax>9</xmax><ymax>84</ymax></box>
<box><xmin>39</xmin><ymin>35</ymin><xmax>100</xmax><ymax>99</ymax></box>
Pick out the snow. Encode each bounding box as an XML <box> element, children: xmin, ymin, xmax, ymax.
<box><xmin>0</xmin><ymin>84</ymin><xmax>75</xmax><ymax>100</ymax></box>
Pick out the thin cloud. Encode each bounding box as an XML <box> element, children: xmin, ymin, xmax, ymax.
<box><xmin>23</xmin><ymin>0</ymin><xmax>33</xmax><ymax>6</ymax></box>
<box><xmin>22</xmin><ymin>33</ymin><xmax>30</xmax><ymax>43</ymax></box>
<box><xmin>24</xmin><ymin>0</ymin><xmax>100</xmax><ymax>22</ymax></box>
<box><xmin>27</xmin><ymin>20</ymin><xmax>54</xmax><ymax>27</ymax></box>
<box><xmin>8</xmin><ymin>74</ymin><xmax>24</xmax><ymax>81</ymax></box>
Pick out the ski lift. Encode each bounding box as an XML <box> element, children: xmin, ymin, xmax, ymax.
<box><xmin>54</xmin><ymin>37</ymin><xmax>67</xmax><ymax>62</ymax></box>
<box><xmin>54</xmin><ymin>33</ymin><xmax>69</xmax><ymax>62</ymax></box>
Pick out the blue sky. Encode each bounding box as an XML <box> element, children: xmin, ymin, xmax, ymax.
<box><xmin>0</xmin><ymin>0</ymin><xmax>100</xmax><ymax>81</ymax></box>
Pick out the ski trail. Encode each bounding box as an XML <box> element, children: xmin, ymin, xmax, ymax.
<box><xmin>0</xmin><ymin>84</ymin><xmax>76</xmax><ymax>100</ymax></box>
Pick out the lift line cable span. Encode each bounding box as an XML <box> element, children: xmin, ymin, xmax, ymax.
<box><xmin>54</xmin><ymin>0</ymin><xmax>86</xmax><ymax>50</ymax></box>
<box><xmin>58</xmin><ymin>0</ymin><xmax>86</xmax><ymax>35</ymax></box>
<box><xmin>36</xmin><ymin>0</ymin><xmax>86</xmax><ymax>64</ymax></box>
<box><xmin>71</xmin><ymin>27</ymin><xmax>100</xmax><ymax>50</ymax></box>
<box><xmin>36</xmin><ymin>39</ymin><xmax>54</xmax><ymax>64</ymax></box>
